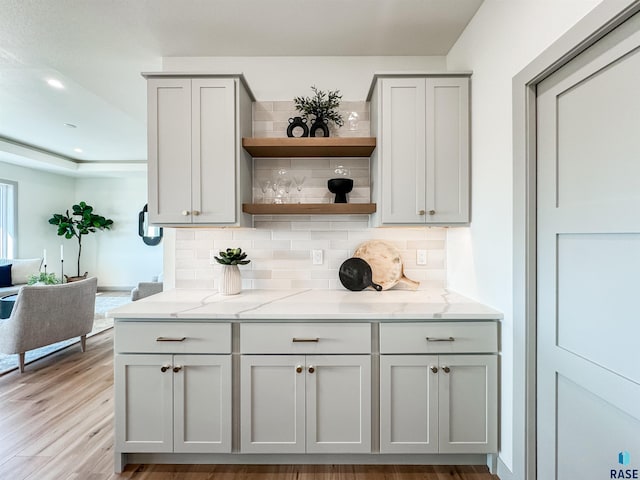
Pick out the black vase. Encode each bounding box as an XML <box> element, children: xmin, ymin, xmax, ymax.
<box><xmin>310</xmin><ymin>117</ymin><xmax>330</xmax><ymax>137</ymax></box>
<box><xmin>328</xmin><ymin>178</ymin><xmax>354</xmax><ymax>203</ymax></box>
<box><xmin>286</xmin><ymin>116</ymin><xmax>309</xmax><ymax>137</ymax></box>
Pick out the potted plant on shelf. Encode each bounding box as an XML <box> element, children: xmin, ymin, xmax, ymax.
<box><xmin>48</xmin><ymin>201</ymin><xmax>114</xmax><ymax>282</ymax></box>
<box><xmin>214</xmin><ymin>248</ymin><xmax>250</xmax><ymax>295</ymax></box>
<box><xmin>293</xmin><ymin>85</ymin><xmax>344</xmax><ymax>137</ymax></box>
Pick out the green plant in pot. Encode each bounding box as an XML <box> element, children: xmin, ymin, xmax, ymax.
<box><xmin>48</xmin><ymin>201</ymin><xmax>114</xmax><ymax>281</ymax></box>
<box><xmin>27</xmin><ymin>272</ymin><xmax>61</xmax><ymax>285</ymax></box>
<box><xmin>214</xmin><ymin>248</ymin><xmax>250</xmax><ymax>295</ymax></box>
<box><xmin>293</xmin><ymin>85</ymin><xmax>344</xmax><ymax>137</ymax></box>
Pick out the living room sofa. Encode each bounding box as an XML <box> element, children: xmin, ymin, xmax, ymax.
<box><xmin>0</xmin><ymin>258</ymin><xmax>43</xmax><ymax>296</ymax></box>
<box><xmin>0</xmin><ymin>277</ymin><xmax>97</xmax><ymax>372</ymax></box>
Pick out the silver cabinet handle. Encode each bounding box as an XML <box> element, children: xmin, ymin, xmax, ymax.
<box><xmin>292</xmin><ymin>337</ymin><xmax>319</xmax><ymax>343</ymax></box>
<box><xmin>426</xmin><ymin>337</ymin><xmax>455</xmax><ymax>342</ymax></box>
<box><xmin>442</xmin><ymin>366</ymin><xmax>451</xmax><ymax>373</ymax></box>
<box><xmin>156</xmin><ymin>337</ymin><xmax>186</xmax><ymax>342</ymax></box>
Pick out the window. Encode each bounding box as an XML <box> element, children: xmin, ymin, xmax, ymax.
<box><xmin>0</xmin><ymin>180</ymin><xmax>17</xmax><ymax>258</ymax></box>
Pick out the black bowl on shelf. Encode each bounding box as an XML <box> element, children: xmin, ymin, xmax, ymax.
<box><xmin>328</xmin><ymin>178</ymin><xmax>354</xmax><ymax>203</ymax></box>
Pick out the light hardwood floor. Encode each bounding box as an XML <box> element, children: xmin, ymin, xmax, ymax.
<box><xmin>0</xmin><ymin>330</ymin><xmax>500</xmax><ymax>480</ymax></box>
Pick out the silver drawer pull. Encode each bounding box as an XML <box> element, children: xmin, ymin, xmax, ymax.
<box><xmin>292</xmin><ymin>337</ymin><xmax>319</xmax><ymax>343</ymax></box>
<box><xmin>156</xmin><ymin>336</ymin><xmax>187</xmax><ymax>342</ymax></box>
<box><xmin>426</xmin><ymin>336</ymin><xmax>455</xmax><ymax>342</ymax></box>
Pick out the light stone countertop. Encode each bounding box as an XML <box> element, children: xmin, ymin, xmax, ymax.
<box><xmin>109</xmin><ymin>288</ymin><xmax>502</xmax><ymax>321</ymax></box>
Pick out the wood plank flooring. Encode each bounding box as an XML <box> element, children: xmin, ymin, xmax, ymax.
<box><xmin>0</xmin><ymin>330</ymin><xmax>499</xmax><ymax>480</ymax></box>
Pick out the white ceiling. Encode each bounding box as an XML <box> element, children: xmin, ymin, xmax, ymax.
<box><xmin>0</xmin><ymin>0</ymin><xmax>482</xmax><ymax>175</ymax></box>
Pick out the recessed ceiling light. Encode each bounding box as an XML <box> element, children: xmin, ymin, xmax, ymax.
<box><xmin>74</xmin><ymin>148</ymin><xmax>83</xmax><ymax>153</ymax></box>
<box><xmin>64</xmin><ymin>123</ymin><xmax>77</xmax><ymax>128</ymax></box>
<box><xmin>46</xmin><ymin>78</ymin><xmax>65</xmax><ymax>89</ymax></box>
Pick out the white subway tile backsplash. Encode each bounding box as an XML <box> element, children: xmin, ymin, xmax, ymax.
<box><xmin>171</xmin><ymin>99</ymin><xmax>447</xmax><ymax>290</ymax></box>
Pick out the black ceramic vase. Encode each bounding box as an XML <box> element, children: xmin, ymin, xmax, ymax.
<box><xmin>328</xmin><ymin>178</ymin><xmax>353</xmax><ymax>203</ymax></box>
<box><xmin>310</xmin><ymin>117</ymin><xmax>330</xmax><ymax>137</ymax></box>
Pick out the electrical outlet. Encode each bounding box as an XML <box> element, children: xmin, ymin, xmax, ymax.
<box><xmin>416</xmin><ymin>249</ymin><xmax>428</xmax><ymax>265</ymax></box>
<box><xmin>312</xmin><ymin>249</ymin><xmax>323</xmax><ymax>265</ymax></box>
<box><xmin>209</xmin><ymin>250</ymin><xmax>217</xmax><ymax>265</ymax></box>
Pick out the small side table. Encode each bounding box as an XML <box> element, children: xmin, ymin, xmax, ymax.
<box><xmin>0</xmin><ymin>294</ymin><xmax>18</xmax><ymax>319</ymax></box>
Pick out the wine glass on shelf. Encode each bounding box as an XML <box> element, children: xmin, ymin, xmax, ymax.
<box><xmin>281</xmin><ymin>178</ymin><xmax>292</xmax><ymax>203</ymax></box>
<box><xmin>258</xmin><ymin>178</ymin><xmax>271</xmax><ymax>204</ymax></box>
<box><xmin>293</xmin><ymin>175</ymin><xmax>306</xmax><ymax>203</ymax></box>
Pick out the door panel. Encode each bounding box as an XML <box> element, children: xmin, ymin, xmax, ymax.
<box><xmin>381</xmin><ymin>78</ymin><xmax>426</xmax><ymax>224</ymax></box>
<box><xmin>380</xmin><ymin>355</ymin><xmax>438</xmax><ymax>453</ymax></box>
<box><xmin>439</xmin><ymin>355</ymin><xmax>497</xmax><ymax>454</ymax></box>
<box><xmin>537</xmin><ymin>11</ymin><xmax>640</xmax><ymax>479</ymax></box>
<box><xmin>115</xmin><ymin>354</ymin><xmax>173</xmax><ymax>453</ymax></box>
<box><xmin>240</xmin><ymin>355</ymin><xmax>305</xmax><ymax>453</ymax></box>
<box><xmin>147</xmin><ymin>78</ymin><xmax>192</xmax><ymax>224</ymax></box>
<box><xmin>306</xmin><ymin>355</ymin><xmax>371</xmax><ymax>453</ymax></box>
<box><xmin>192</xmin><ymin>78</ymin><xmax>236</xmax><ymax>223</ymax></box>
<box><xmin>173</xmin><ymin>354</ymin><xmax>231</xmax><ymax>453</ymax></box>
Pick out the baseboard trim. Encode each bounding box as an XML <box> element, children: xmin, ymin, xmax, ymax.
<box><xmin>97</xmin><ymin>286</ymin><xmax>132</xmax><ymax>293</ymax></box>
<box><xmin>497</xmin><ymin>458</ymin><xmax>516</xmax><ymax>480</ymax></box>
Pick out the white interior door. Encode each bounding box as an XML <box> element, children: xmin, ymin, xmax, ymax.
<box><xmin>536</xmin><ymin>12</ymin><xmax>640</xmax><ymax>479</ymax></box>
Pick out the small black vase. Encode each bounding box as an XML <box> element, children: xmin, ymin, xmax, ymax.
<box><xmin>310</xmin><ymin>117</ymin><xmax>330</xmax><ymax>137</ymax></box>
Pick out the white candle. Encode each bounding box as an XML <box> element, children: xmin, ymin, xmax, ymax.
<box><xmin>60</xmin><ymin>244</ymin><xmax>64</xmax><ymax>261</ymax></box>
<box><xmin>43</xmin><ymin>249</ymin><xmax>47</xmax><ymax>265</ymax></box>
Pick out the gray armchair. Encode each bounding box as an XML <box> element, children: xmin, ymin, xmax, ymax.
<box><xmin>0</xmin><ymin>277</ymin><xmax>97</xmax><ymax>372</ymax></box>
<box><xmin>130</xmin><ymin>281</ymin><xmax>163</xmax><ymax>301</ymax></box>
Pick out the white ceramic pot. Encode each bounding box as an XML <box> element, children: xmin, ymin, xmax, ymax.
<box><xmin>219</xmin><ymin>264</ymin><xmax>242</xmax><ymax>295</ymax></box>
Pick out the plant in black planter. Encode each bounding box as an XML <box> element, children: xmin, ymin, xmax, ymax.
<box><xmin>48</xmin><ymin>201</ymin><xmax>114</xmax><ymax>281</ymax></box>
<box><xmin>293</xmin><ymin>86</ymin><xmax>344</xmax><ymax>137</ymax></box>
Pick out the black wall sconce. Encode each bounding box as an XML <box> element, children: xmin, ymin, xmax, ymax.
<box><xmin>138</xmin><ymin>204</ymin><xmax>163</xmax><ymax>246</ymax></box>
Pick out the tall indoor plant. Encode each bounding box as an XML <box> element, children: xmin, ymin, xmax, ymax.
<box><xmin>48</xmin><ymin>201</ymin><xmax>114</xmax><ymax>280</ymax></box>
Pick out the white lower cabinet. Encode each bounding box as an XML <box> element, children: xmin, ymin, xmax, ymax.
<box><xmin>240</xmin><ymin>354</ymin><xmax>371</xmax><ymax>454</ymax></box>
<box><xmin>380</xmin><ymin>354</ymin><xmax>497</xmax><ymax>454</ymax></box>
<box><xmin>115</xmin><ymin>353</ymin><xmax>231</xmax><ymax>453</ymax></box>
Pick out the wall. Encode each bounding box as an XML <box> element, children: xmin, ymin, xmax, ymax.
<box><xmin>0</xmin><ymin>161</ymin><xmax>75</xmax><ymax>268</ymax></box>
<box><xmin>74</xmin><ymin>175</ymin><xmax>163</xmax><ymax>288</ymax></box>
<box><xmin>445</xmin><ymin>0</ymin><xmax>602</xmax><ymax>477</ymax></box>
<box><xmin>0</xmin><ymin>160</ymin><xmax>162</xmax><ymax>288</ymax></box>
<box><xmin>162</xmin><ymin>56</ymin><xmax>447</xmax><ymax>100</ymax></box>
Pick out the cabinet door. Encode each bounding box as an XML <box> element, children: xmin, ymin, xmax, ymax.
<box><xmin>114</xmin><ymin>354</ymin><xmax>173</xmax><ymax>453</ymax></box>
<box><xmin>380</xmin><ymin>355</ymin><xmax>438</xmax><ymax>453</ymax></box>
<box><xmin>191</xmin><ymin>78</ymin><xmax>236</xmax><ymax>224</ymax></box>
<box><xmin>305</xmin><ymin>355</ymin><xmax>371</xmax><ymax>453</ymax></box>
<box><xmin>425</xmin><ymin>77</ymin><xmax>470</xmax><ymax>224</ymax></box>
<box><xmin>438</xmin><ymin>354</ymin><xmax>497</xmax><ymax>453</ymax></box>
<box><xmin>240</xmin><ymin>355</ymin><xmax>306</xmax><ymax>453</ymax></box>
<box><xmin>173</xmin><ymin>354</ymin><xmax>232</xmax><ymax>453</ymax></box>
<box><xmin>380</xmin><ymin>77</ymin><xmax>427</xmax><ymax>224</ymax></box>
<box><xmin>147</xmin><ymin>77</ymin><xmax>193</xmax><ymax>224</ymax></box>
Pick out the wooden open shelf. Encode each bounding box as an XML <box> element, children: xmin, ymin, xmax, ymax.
<box><xmin>242</xmin><ymin>137</ymin><xmax>376</xmax><ymax>158</ymax></box>
<box><xmin>242</xmin><ymin>203</ymin><xmax>377</xmax><ymax>215</ymax></box>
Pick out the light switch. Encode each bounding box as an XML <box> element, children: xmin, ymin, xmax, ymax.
<box><xmin>417</xmin><ymin>249</ymin><xmax>427</xmax><ymax>265</ymax></box>
<box><xmin>312</xmin><ymin>250</ymin><xmax>323</xmax><ymax>265</ymax></box>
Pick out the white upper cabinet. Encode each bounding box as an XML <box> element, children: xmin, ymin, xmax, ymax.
<box><xmin>369</xmin><ymin>75</ymin><xmax>470</xmax><ymax>225</ymax></box>
<box><xmin>146</xmin><ymin>75</ymin><xmax>253</xmax><ymax>226</ymax></box>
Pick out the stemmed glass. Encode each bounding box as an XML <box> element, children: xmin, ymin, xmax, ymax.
<box><xmin>258</xmin><ymin>178</ymin><xmax>271</xmax><ymax>204</ymax></box>
<box><xmin>293</xmin><ymin>175</ymin><xmax>306</xmax><ymax>203</ymax></box>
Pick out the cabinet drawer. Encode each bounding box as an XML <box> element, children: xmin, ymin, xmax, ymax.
<box><xmin>380</xmin><ymin>322</ymin><xmax>497</xmax><ymax>354</ymax></box>
<box><xmin>241</xmin><ymin>323</ymin><xmax>371</xmax><ymax>354</ymax></box>
<box><xmin>115</xmin><ymin>322</ymin><xmax>231</xmax><ymax>354</ymax></box>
